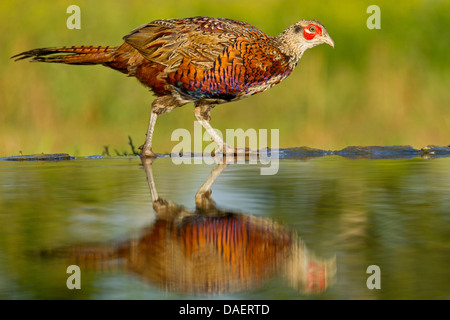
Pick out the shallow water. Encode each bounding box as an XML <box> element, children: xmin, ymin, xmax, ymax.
<box><xmin>0</xmin><ymin>152</ymin><xmax>449</xmax><ymax>299</ymax></box>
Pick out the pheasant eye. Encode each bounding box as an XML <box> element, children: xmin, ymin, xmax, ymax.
<box><xmin>308</xmin><ymin>26</ymin><xmax>316</xmax><ymax>33</ymax></box>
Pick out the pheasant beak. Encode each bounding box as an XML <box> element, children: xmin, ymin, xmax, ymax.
<box><xmin>322</xmin><ymin>34</ymin><xmax>335</xmax><ymax>48</ymax></box>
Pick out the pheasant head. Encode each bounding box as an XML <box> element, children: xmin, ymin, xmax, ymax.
<box><xmin>276</xmin><ymin>20</ymin><xmax>334</xmax><ymax>63</ymax></box>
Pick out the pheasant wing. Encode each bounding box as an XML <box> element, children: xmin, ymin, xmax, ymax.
<box><xmin>123</xmin><ymin>18</ymin><xmax>240</xmax><ymax>72</ymax></box>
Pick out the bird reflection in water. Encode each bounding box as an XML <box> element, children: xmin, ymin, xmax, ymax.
<box><xmin>63</xmin><ymin>158</ymin><xmax>336</xmax><ymax>295</ymax></box>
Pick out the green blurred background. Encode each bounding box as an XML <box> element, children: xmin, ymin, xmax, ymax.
<box><xmin>1</xmin><ymin>0</ymin><xmax>449</xmax><ymax>156</ymax></box>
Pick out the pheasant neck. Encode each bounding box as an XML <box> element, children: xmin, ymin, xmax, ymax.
<box><xmin>274</xmin><ymin>32</ymin><xmax>308</xmax><ymax>66</ymax></box>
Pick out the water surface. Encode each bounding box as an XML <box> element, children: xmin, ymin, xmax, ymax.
<box><xmin>0</xmin><ymin>152</ymin><xmax>449</xmax><ymax>299</ymax></box>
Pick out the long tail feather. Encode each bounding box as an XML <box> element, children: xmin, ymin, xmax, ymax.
<box><xmin>11</xmin><ymin>46</ymin><xmax>116</xmax><ymax>65</ymax></box>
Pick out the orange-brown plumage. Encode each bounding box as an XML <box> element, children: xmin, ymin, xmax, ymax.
<box><xmin>13</xmin><ymin>16</ymin><xmax>334</xmax><ymax>157</ymax></box>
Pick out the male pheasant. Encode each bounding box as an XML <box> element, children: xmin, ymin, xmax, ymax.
<box><xmin>13</xmin><ymin>16</ymin><xmax>334</xmax><ymax>158</ymax></box>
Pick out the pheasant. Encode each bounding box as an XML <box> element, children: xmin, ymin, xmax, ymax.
<box><xmin>12</xmin><ymin>16</ymin><xmax>334</xmax><ymax>158</ymax></box>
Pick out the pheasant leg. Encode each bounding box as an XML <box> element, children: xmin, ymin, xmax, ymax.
<box><xmin>193</xmin><ymin>105</ymin><xmax>259</xmax><ymax>157</ymax></box>
<box><xmin>140</xmin><ymin>110</ymin><xmax>158</xmax><ymax>158</ymax></box>
<box><xmin>193</xmin><ymin>105</ymin><xmax>235</xmax><ymax>156</ymax></box>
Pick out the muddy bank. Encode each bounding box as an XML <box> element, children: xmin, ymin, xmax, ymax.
<box><xmin>1</xmin><ymin>145</ymin><xmax>449</xmax><ymax>161</ymax></box>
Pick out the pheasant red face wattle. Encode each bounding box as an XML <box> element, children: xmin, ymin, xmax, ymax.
<box><xmin>303</xmin><ymin>24</ymin><xmax>323</xmax><ymax>40</ymax></box>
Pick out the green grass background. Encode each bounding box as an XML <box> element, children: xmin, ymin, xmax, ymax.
<box><xmin>1</xmin><ymin>0</ymin><xmax>449</xmax><ymax>156</ymax></box>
